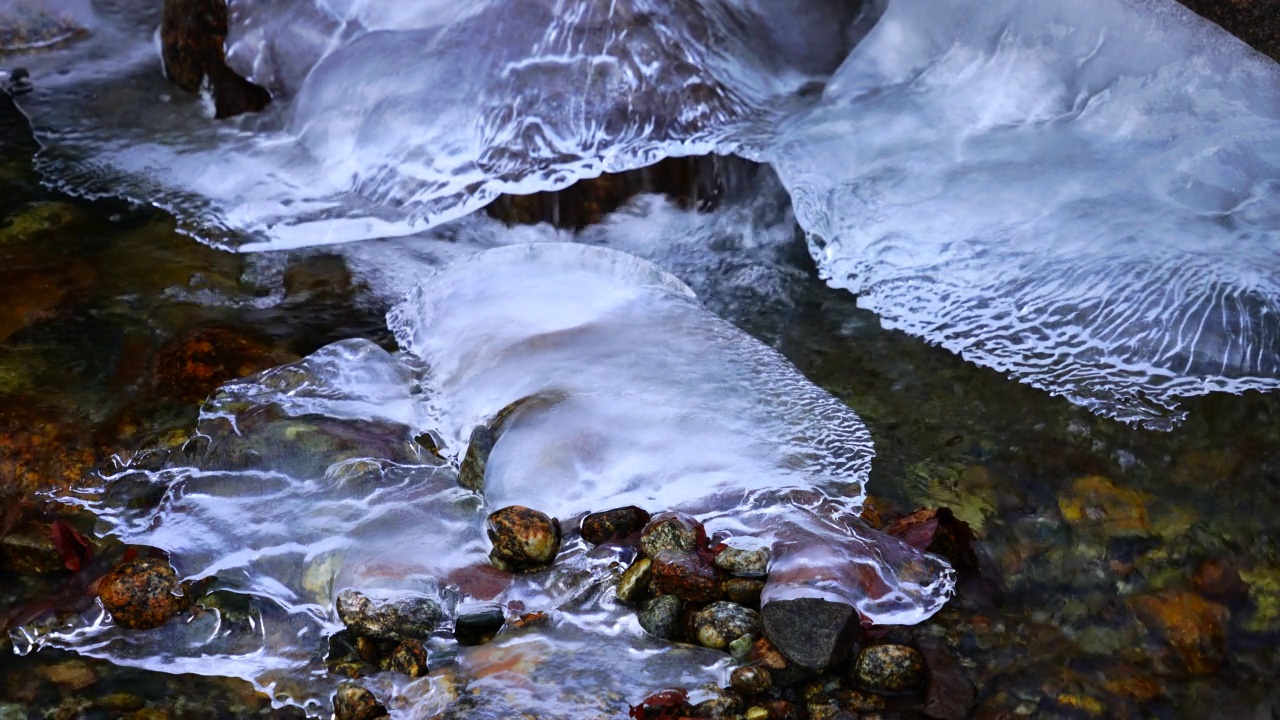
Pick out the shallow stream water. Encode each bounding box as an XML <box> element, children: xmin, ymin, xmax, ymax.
<box><xmin>1</xmin><ymin>1</ymin><xmax>1280</xmax><ymax>718</ymax></box>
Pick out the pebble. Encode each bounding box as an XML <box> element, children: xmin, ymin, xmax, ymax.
<box><xmin>651</xmin><ymin>550</ymin><xmax>722</xmax><ymax>602</ymax></box>
<box><xmin>97</xmin><ymin>557</ymin><xmax>187</xmax><ymax>630</ymax></box>
<box><xmin>387</xmin><ymin>638</ymin><xmax>429</xmax><ymax>678</ymax></box>
<box><xmin>724</xmin><ymin>577</ymin><xmax>765</xmax><ymax>607</ymax></box>
<box><xmin>744</xmin><ymin>707</ymin><xmax>770</xmax><ymax>720</ymax></box>
<box><xmin>336</xmin><ymin>589</ymin><xmax>444</xmax><ymax>641</ymax></box>
<box><xmin>638</xmin><ymin>594</ymin><xmax>682</xmax><ymax>640</ymax></box>
<box><xmin>333</xmin><ymin>682</ymin><xmax>388</xmax><ymax>720</ymax></box>
<box><xmin>454</xmin><ymin>605</ymin><xmax>505</xmax><ymax>646</ymax></box>
<box><xmin>581</xmin><ymin>506</ymin><xmax>651</xmax><ymax>544</ymax></box>
<box><xmin>760</xmin><ymin>598</ymin><xmax>859</xmax><ymax>673</ymax></box>
<box><xmin>486</xmin><ymin>505</ymin><xmax>562</xmax><ymax>572</ymax></box>
<box><xmin>851</xmin><ymin>644</ymin><xmax>925</xmax><ymax>694</ymax></box>
<box><xmin>638</xmin><ymin>512</ymin><xmax>701</xmax><ymax>558</ymax></box>
<box><xmin>40</xmin><ymin>660</ymin><xmax>97</xmax><ymax>690</ymax></box>
<box><xmin>730</xmin><ymin>666</ymin><xmax>773</xmax><ymax>695</ymax></box>
<box><xmin>693</xmin><ymin>601</ymin><xmax>760</xmax><ymax>650</ymax></box>
<box><xmin>714</xmin><ymin>546</ymin><xmax>770</xmax><ymax>577</ymax></box>
<box><xmin>616</xmin><ymin>557</ymin><xmax>653</xmax><ymax>603</ymax></box>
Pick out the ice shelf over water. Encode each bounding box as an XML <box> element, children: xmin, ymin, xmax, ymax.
<box><xmin>7</xmin><ymin>0</ymin><xmax>1280</xmax><ymax>425</ymax></box>
<box><xmin>22</xmin><ymin>243</ymin><xmax>954</xmax><ymax>718</ymax></box>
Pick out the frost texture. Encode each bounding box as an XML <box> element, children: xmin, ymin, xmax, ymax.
<box><xmin>23</xmin><ymin>244</ymin><xmax>953</xmax><ymax>717</ymax></box>
<box><xmin>7</xmin><ymin>0</ymin><xmax>1280</xmax><ymax>425</ymax></box>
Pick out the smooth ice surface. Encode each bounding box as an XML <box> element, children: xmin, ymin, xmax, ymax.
<box><xmin>8</xmin><ymin>0</ymin><xmax>1280</xmax><ymax>424</ymax></box>
<box><xmin>24</xmin><ymin>243</ymin><xmax>953</xmax><ymax>718</ymax></box>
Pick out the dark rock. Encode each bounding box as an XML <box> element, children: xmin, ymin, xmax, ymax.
<box><xmin>1176</xmin><ymin>0</ymin><xmax>1280</xmax><ymax>63</ymax></box>
<box><xmin>457</xmin><ymin>425</ymin><xmax>493</xmax><ymax>491</ymax></box>
<box><xmin>638</xmin><ymin>512</ymin><xmax>702</xmax><ymax>558</ymax></box>
<box><xmin>917</xmin><ymin>638</ymin><xmax>976</xmax><ymax>720</ymax></box>
<box><xmin>454</xmin><ymin>605</ymin><xmax>505</xmax><ymax>646</ymax></box>
<box><xmin>97</xmin><ymin>557</ymin><xmax>187</xmax><ymax>630</ymax></box>
<box><xmin>581</xmin><ymin>506</ymin><xmax>651</xmax><ymax>544</ymax></box>
<box><xmin>730</xmin><ymin>666</ymin><xmax>773</xmax><ymax>695</ymax></box>
<box><xmin>486</xmin><ymin>505</ymin><xmax>561</xmax><ymax>572</ymax></box>
<box><xmin>693</xmin><ymin>601</ymin><xmax>760</xmax><ymax>650</ymax></box>
<box><xmin>638</xmin><ymin>594</ymin><xmax>682</xmax><ymax>640</ymax></box>
<box><xmin>154</xmin><ymin>325</ymin><xmax>291</xmax><ymax>405</ymax></box>
<box><xmin>387</xmin><ymin>638</ymin><xmax>429</xmax><ymax>678</ymax></box>
<box><xmin>724</xmin><ymin>577</ymin><xmax>765</xmax><ymax>608</ymax></box>
<box><xmin>760</xmin><ymin>598</ymin><xmax>860</xmax><ymax>674</ymax></box>
<box><xmin>160</xmin><ymin>0</ymin><xmax>271</xmax><ymax>118</ymax></box>
<box><xmin>714</xmin><ymin>546</ymin><xmax>770</xmax><ymax>577</ymax></box>
<box><xmin>851</xmin><ymin>645</ymin><xmax>925</xmax><ymax>695</ymax></box>
<box><xmin>333</xmin><ymin>682</ymin><xmax>388</xmax><ymax>720</ymax></box>
<box><xmin>651</xmin><ymin>550</ymin><xmax>723</xmax><ymax>602</ymax></box>
<box><xmin>616</xmin><ymin>557</ymin><xmax>653</xmax><ymax>603</ymax></box>
<box><xmin>746</xmin><ymin>636</ymin><xmax>809</xmax><ymax>688</ymax></box>
<box><xmin>336</xmin><ymin>589</ymin><xmax>444</xmax><ymax>641</ymax></box>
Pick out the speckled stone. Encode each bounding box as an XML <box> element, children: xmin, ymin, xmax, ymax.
<box><xmin>336</xmin><ymin>590</ymin><xmax>444</xmax><ymax>641</ymax></box>
<box><xmin>581</xmin><ymin>506</ymin><xmax>651</xmax><ymax>544</ymax></box>
<box><xmin>638</xmin><ymin>594</ymin><xmax>683</xmax><ymax>640</ymax></box>
<box><xmin>333</xmin><ymin>682</ymin><xmax>387</xmax><ymax>720</ymax></box>
<box><xmin>457</xmin><ymin>425</ymin><xmax>493</xmax><ymax>491</ymax></box>
<box><xmin>486</xmin><ymin>505</ymin><xmax>562</xmax><ymax>572</ymax></box>
<box><xmin>693</xmin><ymin>601</ymin><xmax>760</xmax><ymax>650</ymax></box>
<box><xmin>761</xmin><ymin>598</ymin><xmax>859</xmax><ymax>674</ymax></box>
<box><xmin>97</xmin><ymin>557</ymin><xmax>187</xmax><ymax>630</ymax></box>
<box><xmin>638</xmin><ymin>512</ymin><xmax>702</xmax><ymax>558</ymax></box>
<box><xmin>387</xmin><ymin>638</ymin><xmax>429</xmax><ymax>678</ymax></box>
<box><xmin>651</xmin><ymin>550</ymin><xmax>723</xmax><ymax>602</ymax></box>
<box><xmin>616</xmin><ymin>557</ymin><xmax>653</xmax><ymax>603</ymax></box>
<box><xmin>724</xmin><ymin>577</ymin><xmax>765</xmax><ymax>607</ymax></box>
<box><xmin>714</xmin><ymin>546</ymin><xmax>770</xmax><ymax>577</ymax></box>
<box><xmin>851</xmin><ymin>644</ymin><xmax>925</xmax><ymax>694</ymax></box>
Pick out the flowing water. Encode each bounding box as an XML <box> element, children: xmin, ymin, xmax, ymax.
<box><xmin>1</xmin><ymin>0</ymin><xmax>1279</xmax><ymax>718</ymax></box>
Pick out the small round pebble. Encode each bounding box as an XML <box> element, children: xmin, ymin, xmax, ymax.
<box><xmin>581</xmin><ymin>505</ymin><xmax>651</xmax><ymax>544</ymax></box>
<box><xmin>731</xmin><ymin>666</ymin><xmax>773</xmax><ymax>695</ymax></box>
<box><xmin>693</xmin><ymin>601</ymin><xmax>760</xmax><ymax>650</ymax></box>
<box><xmin>638</xmin><ymin>512</ymin><xmax>701</xmax><ymax>558</ymax></box>
<box><xmin>97</xmin><ymin>557</ymin><xmax>186</xmax><ymax>630</ymax></box>
<box><xmin>616</xmin><ymin>557</ymin><xmax>653</xmax><ymax>603</ymax></box>
<box><xmin>851</xmin><ymin>644</ymin><xmax>925</xmax><ymax>694</ymax></box>
<box><xmin>487</xmin><ymin>505</ymin><xmax>561</xmax><ymax>572</ymax></box>
<box><xmin>638</xmin><ymin>594</ymin><xmax>683</xmax><ymax>640</ymax></box>
<box><xmin>714</xmin><ymin>546</ymin><xmax>770</xmax><ymax>577</ymax></box>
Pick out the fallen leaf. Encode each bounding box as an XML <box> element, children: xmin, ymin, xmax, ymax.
<box><xmin>50</xmin><ymin>520</ymin><xmax>92</xmax><ymax>572</ymax></box>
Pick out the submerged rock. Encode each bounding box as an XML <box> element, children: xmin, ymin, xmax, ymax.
<box><xmin>387</xmin><ymin>638</ymin><xmax>429</xmax><ymax>678</ymax></box>
<box><xmin>693</xmin><ymin>601</ymin><xmax>760</xmax><ymax>650</ymax></box>
<box><xmin>638</xmin><ymin>594</ymin><xmax>682</xmax><ymax>640</ymax></box>
<box><xmin>454</xmin><ymin>605</ymin><xmax>505</xmax><ymax>646</ymax></box>
<box><xmin>1129</xmin><ymin>589</ymin><xmax>1228</xmax><ymax>675</ymax></box>
<box><xmin>335</xmin><ymin>590</ymin><xmax>444</xmax><ymax>642</ymax></box>
<box><xmin>724</xmin><ymin>577</ymin><xmax>765</xmax><ymax>608</ymax></box>
<box><xmin>760</xmin><ymin>598</ymin><xmax>859</xmax><ymax>674</ymax></box>
<box><xmin>97</xmin><ymin>557</ymin><xmax>187</xmax><ymax>630</ymax></box>
<box><xmin>333</xmin><ymin>682</ymin><xmax>388</xmax><ymax>720</ymax></box>
<box><xmin>851</xmin><ymin>644</ymin><xmax>925</xmax><ymax>694</ymax></box>
<box><xmin>581</xmin><ymin>506</ymin><xmax>651</xmax><ymax>545</ymax></box>
<box><xmin>486</xmin><ymin>505</ymin><xmax>561</xmax><ymax>572</ymax></box>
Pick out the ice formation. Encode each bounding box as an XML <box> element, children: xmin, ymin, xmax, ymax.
<box><xmin>22</xmin><ymin>244</ymin><xmax>953</xmax><ymax>717</ymax></box>
<box><xmin>7</xmin><ymin>0</ymin><xmax>1279</xmax><ymax>424</ymax></box>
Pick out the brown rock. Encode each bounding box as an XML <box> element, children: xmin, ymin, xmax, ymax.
<box><xmin>486</xmin><ymin>505</ymin><xmax>561</xmax><ymax>572</ymax></box>
<box><xmin>1057</xmin><ymin>475</ymin><xmax>1151</xmax><ymax>537</ymax></box>
<box><xmin>387</xmin><ymin>638</ymin><xmax>429</xmax><ymax>678</ymax></box>
<box><xmin>724</xmin><ymin>577</ymin><xmax>765</xmax><ymax>608</ymax></box>
<box><xmin>0</xmin><ymin>399</ymin><xmax>97</xmax><ymax>496</ymax></box>
<box><xmin>97</xmin><ymin>557</ymin><xmax>187</xmax><ymax>630</ymax></box>
<box><xmin>160</xmin><ymin>0</ymin><xmax>271</xmax><ymax>118</ymax></box>
<box><xmin>850</xmin><ymin>644</ymin><xmax>925</xmax><ymax>695</ymax></box>
<box><xmin>154</xmin><ymin>325</ymin><xmax>292</xmax><ymax>404</ymax></box>
<box><xmin>651</xmin><ymin>550</ymin><xmax>723</xmax><ymax>602</ymax></box>
<box><xmin>730</xmin><ymin>666</ymin><xmax>773</xmax><ymax>695</ymax></box>
<box><xmin>760</xmin><ymin>598</ymin><xmax>859</xmax><ymax>674</ymax></box>
<box><xmin>333</xmin><ymin>682</ymin><xmax>388</xmax><ymax>720</ymax></box>
<box><xmin>40</xmin><ymin>660</ymin><xmax>97</xmax><ymax>690</ymax></box>
<box><xmin>581</xmin><ymin>505</ymin><xmax>651</xmax><ymax>544</ymax></box>
<box><xmin>457</xmin><ymin>425</ymin><xmax>494</xmax><ymax>491</ymax></box>
<box><xmin>1130</xmin><ymin>589</ymin><xmax>1229</xmax><ymax>674</ymax></box>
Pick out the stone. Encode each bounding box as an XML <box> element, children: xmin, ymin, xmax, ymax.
<box><xmin>714</xmin><ymin>546</ymin><xmax>770</xmax><ymax>577</ymax></box>
<box><xmin>744</xmin><ymin>707</ymin><xmax>770</xmax><ymax>720</ymax></box>
<box><xmin>693</xmin><ymin>601</ymin><xmax>760</xmax><ymax>650</ymax></box>
<box><xmin>1057</xmin><ymin>475</ymin><xmax>1151</xmax><ymax>537</ymax></box>
<box><xmin>1129</xmin><ymin>589</ymin><xmax>1228</xmax><ymax>674</ymax></box>
<box><xmin>154</xmin><ymin>325</ymin><xmax>290</xmax><ymax>405</ymax></box>
<box><xmin>730</xmin><ymin>666</ymin><xmax>773</xmax><ymax>695</ymax></box>
<box><xmin>160</xmin><ymin>0</ymin><xmax>271</xmax><ymax>118</ymax></box>
<box><xmin>40</xmin><ymin>660</ymin><xmax>96</xmax><ymax>690</ymax></box>
<box><xmin>638</xmin><ymin>594</ymin><xmax>682</xmax><ymax>640</ymax></box>
<box><xmin>638</xmin><ymin>512</ymin><xmax>702</xmax><ymax>558</ymax></box>
<box><xmin>728</xmin><ymin>633</ymin><xmax>756</xmax><ymax>660</ymax></box>
<box><xmin>457</xmin><ymin>425</ymin><xmax>493</xmax><ymax>492</ymax></box>
<box><xmin>333</xmin><ymin>682</ymin><xmax>388</xmax><ymax>720</ymax></box>
<box><xmin>651</xmin><ymin>550</ymin><xmax>723</xmax><ymax>602</ymax></box>
<box><xmin>616</xmin><ymin>557</ymin><xmax>653</xmax><ymax>603</ymax></box>
<box><xmin>692</xmin><ymin>688</ymin><xmax>742</xmax><ymax>718</ymax></box>
<box><xmin>387</xmin><ymin>638</ymin><xmax>429</xmax><ymax>678</ymax></box>
<box><xmin>486</xmin><ymin>505</ymin><xmax>561</xmax><ymax>572</ymax></box>
<box><xmin>454</xmin><ymin>605</ymin><xmax>505</xmax><ymax>646</ymax></box>
<box><xmin>760</xmin><ymin>598</ymin><xmax>859</xmax><ymax>674</ymax></box>
<box><xmin>97</xmin><ymin>557</ymin><xmax>187</xmax><ymax>630</ymax></box>
<box><xmin>724</xmin><ymin>577</ymin><xmax>765</xmax><ymax>608</ymax></box>
<box><xmin>335</xmin><ymin>589</ymin><xmax>444</xmax><ymax>641</ymax></box>
<box><xmin>581</xmin><ymin>506</ymin><xmax>651</xmax><ymax>544</ymax></box>
<box><xmin>851</xmin><ymin>644</ymin><xmax>925</xmax><ymax>694</ymax></box>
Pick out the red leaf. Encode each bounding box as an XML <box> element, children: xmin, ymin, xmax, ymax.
<box><xmin>629</xmin><ymin>689</ymin><xmax>690</xmax><ymax>720</ymax></box>
<box><xmin>50</xmin><ymin>520</ymin><xmax>92</xmax><ymax>572</ymax></box>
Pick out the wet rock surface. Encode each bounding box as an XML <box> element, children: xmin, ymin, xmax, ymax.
<box><xmin>616</xmin><ymin>557</ymin><xmax>653</xmax><ymax>603</ymax></box>
<box><xmin>651</xmin><ymin>549</ymin><xmax>723</xmax><ymax>602</ymax></box>
<box><xmin>332</xmin><ymin>682</ymin><xmax>387</xmax><ymax>720</ymax></box>
<box><xmin>581</xmin><ymin>505</ymin><xmax>651</xmax><ymax>545</ymax></box>
<box><xmin>638</xmin><ymin>512</ymin><xmax>702</xmax><ymax>558</ymax></box>
<box><xmin>454</xmin><ymin>605</ymin><xmax>505</xmax><ymax>646</ymax></box>
<box><xmin>850</xmin><ymin>644</ymin><xmax>925</xmax><ymax>694</ymax></box>
<box><xmin>638</xmin><ymin>594</ymin><xmax>682</xmax><ymax>640</ymax></box>
<box><xmin>456</xmin><ymin>425</ymin><xmax>494</xmax><ymax>492</ymax></box>
<box><xmin>335</xmin><ymin>590</ymin><xmax>444</xmax><ymax>642</ymax></box>
<box><xmin>693</xmin><ymin>601</ymin><xmax>760</xmax><ymax>650</ymax></box>
<box><xmin>486</xmin><ymin>505</ymin><xmax>562</xmax><ymax>572</ymax></box>
<box><xmin>160</xmin><ymin>0</ymin><xmax>271</xmax><ymax>118</ymax></box>
<box><xmin>760</xmin><ymin>598</ymin><xmax>859</xmax><ymax>674</ymax></box>
<box><xmin>97</xmin><ymin>557</ymin><xmax>188</xmax><ymax>630</ymax></box>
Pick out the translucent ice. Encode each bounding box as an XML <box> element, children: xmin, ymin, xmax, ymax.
<box><xmin>24</xmin><ymin>244</ymin><xmax>953</xmax><ymax>717</ymax></box>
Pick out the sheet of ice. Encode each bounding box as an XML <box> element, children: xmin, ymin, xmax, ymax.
<box><xmin>765</xmin><ymin>0</ymin><xmax>1280</xmax><ymax>426</ymax></box>
<box><xmin>22</xmin><ymin>243</ymin><xmax>953</xmax><ymax>717</ymax></box>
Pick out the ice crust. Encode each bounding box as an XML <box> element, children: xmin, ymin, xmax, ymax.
<box><xmin>8</xmin><ymin>0</ymin><xmax>1280</xmax><ymax>424</ymax></box>
<box><xmin>24</xmin><ymin>243</ymin><xmax>953</xmax><ymax>717</ymax></box>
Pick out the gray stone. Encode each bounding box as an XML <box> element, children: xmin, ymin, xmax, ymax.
<box><xmin>336</xmin><ymin>590</ymin><xmax>444</xmax><ymax>641</ymax></box>
<box><xmin>851</xmin><ymin>644</ymin><xmax>925</xmax><ymax>694</ymax></box>
<box><xmin>638</xmin><ymin>594</ymin><xmax>682</xmax><ymax>640</ymax></box>
<box><xmin>693</xmin><ymin>601</ymin><xmax>760</xmax><ymax>650</ymax></box>
<box><xmin>760</xmin><ymin>598</ymin><xmax>860</xmax><ymax>673</ymax></box>
<box><xmin>638</xmin><ymin>512</ymin><xmax>701</xmax><ymax>558</ymax></box>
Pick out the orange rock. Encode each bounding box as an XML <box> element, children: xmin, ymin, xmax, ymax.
<box><xmin>0</xmin><ymin>399</ymin><xmax>97</xmax><ymax>497</ymax></box>
<box><xmin>154</xmin><ymin>325</ymin><xmax>292</xmax><ymax>404</ymax></box>
<box><xmin>1057</xmin><ymin>475</ymin><xmax>1151</xmax><ymax>536</ymax></box>
<box><xmin>1129</xmin><ymin>589</ymin><xmax>1229</xmax><ymax>675</ymax></box>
